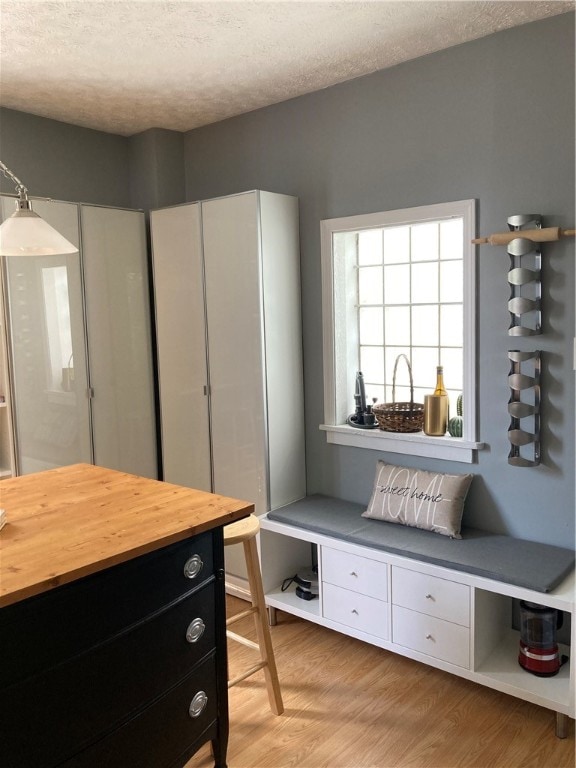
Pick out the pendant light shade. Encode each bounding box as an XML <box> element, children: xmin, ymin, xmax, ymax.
<box><xmin>0</xmin><ymin>160</ymin><xmax>78</xmax><ymax>256</ymax></box>
<box><xmin>0</xmin><ymin>205</ymin><xmax>79</xmax><ymax>256</ymax></box>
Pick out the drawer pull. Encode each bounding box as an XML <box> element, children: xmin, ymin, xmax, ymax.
<box><xmin>189</xmin><ymin>690</ymin><xmax>208</xmax><ymax>718</ymax></box>
<box><xmin>186</xmin><ymin>618</ymin><xmax>206</xmax><ymax>643</ymax></box>
<box><xmin>426</xmin><ymin>634</ymin><xmax>434</xmax><ymax>640</ymax></box>
<box><xmin>183</xmin><ymin>554</ymin><xmax>204</xmax><ymax>579</ymax></box>
<box><xmin>352</xmin><ymin>608</ymin><xmax>359</xmax><ymax>615</ymax></box>
<box><xmin>425</xmin><ymin>594</ymin><xmax>434</xmax><ymax>600</ymax></box>
<box><xmin>350</xmin><ymin>571</ymin><xmax>358</xmax><ymax>577</ymax></box>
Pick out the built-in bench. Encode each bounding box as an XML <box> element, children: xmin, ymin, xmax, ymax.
<box><xmin>268</xmin><ymin>494</ymin><xmax>574</xmax><ymax>593</ymax></box>
<box><xmin>260</xmin><ymin>494</ymin><xmax>575</xmax><ymax>737</ymax></box>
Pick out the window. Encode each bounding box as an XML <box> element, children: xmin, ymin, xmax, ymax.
<box><xmin>320</xmin><ymin>199</ymin><xmax>482</xmax><ymax>463</ymax></box>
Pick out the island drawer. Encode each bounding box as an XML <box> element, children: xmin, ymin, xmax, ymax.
<box><xmin>0</xmin><ymin>580</ymin><xmax>217</xmax><ymax>767</ymax></box>
<box><xmin>59</xmin><ymin>654</ymin><xmax>219</xmax><ymax>768</ymax></box>
<box><xmin>0</xmin><ymin>531</ymin><xmax>215</xmax><ymax>689</ymax></box>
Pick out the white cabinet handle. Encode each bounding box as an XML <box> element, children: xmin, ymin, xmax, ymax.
<box><xmin>426</xmin><ymin>633</ymin><xmax>433</xmax><ymax>640</ymax></box>
<box><xmin>352</xmin><ymin>608</ymin><xmax>359</xmax><ymax>615</ymax></box>
<box><xmin>425</xmin><ymin>593</ymin><xmax>434</xmax><ymax>600</ymax></box>
<box><xmin>350</xmin><ymin>571</ymin><xmax>358</xmax><ymax>577</ymax></box>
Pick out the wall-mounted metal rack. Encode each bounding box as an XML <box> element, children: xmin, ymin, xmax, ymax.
<box><xmin>506</xmin><ymin>215</ymin><xmax>542</xmax><ymax>337</ymax></box>
<box><xmin>507</xmin><ymin>350</ymin><xmax>540</xmax><ymax>467</ymax></box>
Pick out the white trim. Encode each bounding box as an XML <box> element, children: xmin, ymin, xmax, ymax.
<box><xmin>320</xmin><ymin>424</ymin><xmax>482</xmax><ymax>463</ymax></box>
<box><xmin>321</xmin><ymin>218</ymin><xmax>337</xmax><ymax>425</ymax></box>
<box><xmin>460</xmin><ymin>199</ymin><xmax>477</xmax><ymax>441</ymax></box>
<box><xmin>225</xmin><ymin>574</ymin><xmax>251</xmax><ymax>601</ymax></box>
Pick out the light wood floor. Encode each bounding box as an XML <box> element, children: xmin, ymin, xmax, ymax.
<box><xmin>187</xmin><ymin>596</ymin><xmax>574</xmax><ymax>768</ymax></box>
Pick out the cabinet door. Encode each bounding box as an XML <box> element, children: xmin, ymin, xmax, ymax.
<box><xmin>259</xmin><ymin>191</ymin><xmax>305</xmax><ymax>509</ymax></box>
<box><xmin>150</xmin><ymin>204</ymin><xmax>211</xmax><ymax>491</ymax></box>
<box><xmin>1</xmin><ymin>197</ymin><xmax>92</xmax><ymax>474</ymax></box>
<box><xmin>81</xmin><ymin>206</ymin><xmax>157</xmax><ymax>479</ymax></box>
<box><xmin>201</xmin><ymin>192</ymin><xmax>268</xmax><ymax>515</ymax></box>
<box><xmin>0</xmin><ymin>275</ymin><xmax>16</xmax><ymax>478</ymax></box>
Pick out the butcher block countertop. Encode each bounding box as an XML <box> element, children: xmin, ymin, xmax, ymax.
<box><xmin>0</xmin><ymin>463</ymin><xmax>253</xmax><ymax>608</ymax></box>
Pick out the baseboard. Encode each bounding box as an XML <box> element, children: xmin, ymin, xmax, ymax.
<box><xmin>224</xmin><ymin>573</ymin><xmax>251</xmax><ymax>601</ymax></box>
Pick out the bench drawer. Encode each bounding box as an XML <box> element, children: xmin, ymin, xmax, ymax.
<box><xmin>392</xmin><ymin>605</ymin><xmax>470</xmax><ymax>668</ymax></box>
<box><xmin>322</xmin><ymin>546</ymin><xmax>388</xmax><ymax>601</ymax></box>
<box><xmin>323</xmin><ymin>583</ymin><xmax>389</xmax><ymax>640</ymax></box>
<box><xmin>392</xmin><ymin>566</ymin><xmax>470</xmax><ymax>626</ymax></box>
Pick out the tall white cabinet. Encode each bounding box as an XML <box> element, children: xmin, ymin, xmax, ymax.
<box><xmin>80</xmin><ymin>204</ymin><xmax>157</xmax><ymax>477</ymax></box>
<box><xmin>0</xmin><ymin>278</ymin><xmax>16</xmax><ymax>479</ymax></box>
<box><xmin>0</xmin><ymin>196</ymin><xmax>157</xmax><ymax>480</ymax></box>
<box><xmin>150</xmin><ymin>190</ymin><xmax>306</xmax><ymax>591</ymax></box>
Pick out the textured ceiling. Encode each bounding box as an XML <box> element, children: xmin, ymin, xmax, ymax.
<box><xmin>0</xmin><ymin>1</ymin><xmax>573</xmax><ymax>136</ymax></box>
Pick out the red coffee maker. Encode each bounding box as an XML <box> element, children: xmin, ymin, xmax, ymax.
<box><xmin>518</xmin><ymin>600</ymin><xmax>563</xmax><ymax>676</ymax></box>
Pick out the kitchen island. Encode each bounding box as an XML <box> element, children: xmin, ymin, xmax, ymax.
<box><xmin>0</xmin><ymin>463</ymin><xmax>253</xmax><ymax>768</ymax></box>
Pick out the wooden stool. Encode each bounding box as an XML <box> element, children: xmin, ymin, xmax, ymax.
<box><xmin>223</xmin><ymin>514</ymin><xmax>284</xmax><ymax>715</ymax></box>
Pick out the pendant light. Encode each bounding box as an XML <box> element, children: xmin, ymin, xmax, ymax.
<box><xmin>0</xmin><ymin>160</ymin><xmax>78</xmax><ymax>256</ymax></box>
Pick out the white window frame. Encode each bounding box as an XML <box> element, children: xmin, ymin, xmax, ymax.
<box><xmin>320</xmin><ymin>199</ymin><xmax>483</xmax><ymax>463</ymax></box>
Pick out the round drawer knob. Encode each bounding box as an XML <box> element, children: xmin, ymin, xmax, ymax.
<box><xmin>186</xmin><ymin>618</ymin><xmax>206</xmax><ymax>644</ymax></box>
<box><xmin>183</xmin><ymin>554</ymin><xmax>204</xmax><ymax>579</ymax></box>
<box><xmin>189</xmin><ymin>690</ymin><xmax>208</xmax><ymax>718</ymax></box>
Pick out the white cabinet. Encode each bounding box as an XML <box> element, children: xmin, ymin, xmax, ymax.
<box><xmin>80</xmin><ymin>204</ymin><xmax>157</xmax><ymax>478</ymax></box>
<box><xmin>392</xmin><ymin>605</ymin><xmax>470</xmax><ymax>668</ymax></box>
<box><xmin>392</xmin><ymin>566</ymin><xmax>470</xmax><ymax>626</ymax></box>
<box><xmin>322</xmin><ymin>546</ymin><xmax>388</xmax><ymax>600</ymax></box>
<box><xmin>150</xmin><ymin>191</ymin><xmax>305</xmax><ymax>589</ymax></box>
<box><xmin>0</xmin><ymin>277</ymin><xmax>16</xmax><ymax>478</ymax></box>
<box><xmin>391</xmin><ymin>566</ymin><xmax>470</xmax><ymax>667</ymax></box>
<box><xmin>259</xmin><ymin>515</ymin><xmax>575</xmax><ymax>733</ymax></box>
<box><xmin>323</xmin><ymin>582</ymin><xmax>389</xmax><ymax>640</ymax></box>
<box><xmin>0</xmin><ymin>196</ymin><xmax>157</xmax><ymax>479</ymax></box>
<box><xmin>322</xmin><ymin>546</ymin><xmax>389</xmax><ymax>639</ymax></box>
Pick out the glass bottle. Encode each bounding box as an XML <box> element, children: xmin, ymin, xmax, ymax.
<box><xmin>433</xmin><ymin>366</ymin><xmax>448</xmax><ymax>397</ymax></box>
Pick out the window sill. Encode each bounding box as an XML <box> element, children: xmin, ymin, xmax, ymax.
<box><xmin>320</xmin><ymin>424</ymin><xmax>484</xmax><ymax>464</ymax></box>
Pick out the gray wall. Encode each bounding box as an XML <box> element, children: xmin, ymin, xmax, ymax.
<box><xmin>0</xmin><ymin>14</ymin><xmax>573</xmax><ymax>547</ymax></box>
<box><xmin>183</xmin><ymin>14</ymin><xmax>575</xmax><ymax>547</ymax></box>
<box><xmin>0</xmin><ymin>111</ymin><xmax>186</xmax><ymax>215</ymax></box>
<box><xmin>0</xmin><ymin>108</ymin><xmax>131</xmax><ymax>208</ymax></box>
<box><xmin>129</xmin><ymin>128</ymin><xmax>185</xmax><ymax>212</ymax></box>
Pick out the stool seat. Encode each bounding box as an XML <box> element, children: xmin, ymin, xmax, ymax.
<box><xmin>224</xmin><ymin>514</ymin><xmax>284</xmax><ymax>715</ymax></box>
<box><xmin>223</xmin><ymin>514</ymin><xmax>260</xmax><ymax>546</ymax></box>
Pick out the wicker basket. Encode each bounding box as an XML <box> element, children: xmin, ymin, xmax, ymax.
<box><xmin>373</xmin><ymin>354</ymin><xmax>424</xmax><ymax>433</ymax></box>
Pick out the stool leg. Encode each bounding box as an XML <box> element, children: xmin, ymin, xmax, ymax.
<box><xmin>243</xmin><ymin>536</ymin><xmax>284</xmax><ymax>715</ymax></box>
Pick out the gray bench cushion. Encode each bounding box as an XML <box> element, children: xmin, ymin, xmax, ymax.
<box><xmin>267</xmin><ymin>495</ymin><xmax>574</xmax><ymax>593</ymax></box>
